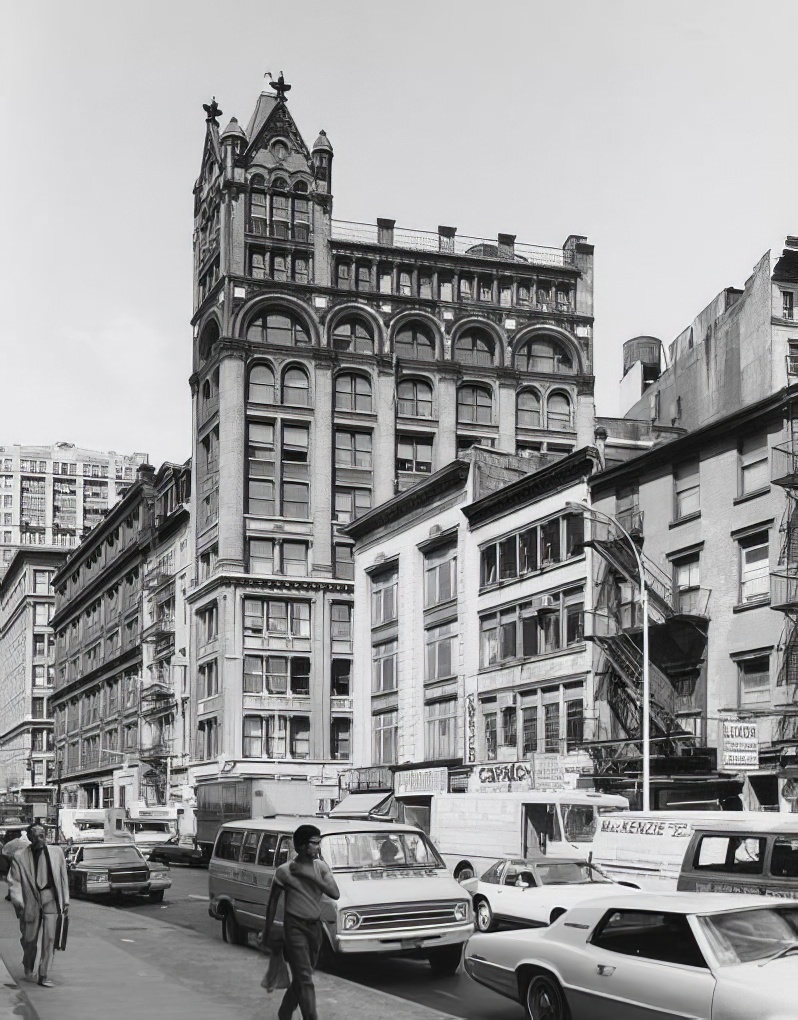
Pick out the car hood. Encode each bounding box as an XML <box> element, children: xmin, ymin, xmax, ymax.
<box><xmin>335</xmin><ymin>869</ymin><xmax>468</xmax><ymax>908</ymax></box>
<box><xmin>711</xmin><ymin>957</ymin><xmax>798</xmax><ymax>1019</ymax></box>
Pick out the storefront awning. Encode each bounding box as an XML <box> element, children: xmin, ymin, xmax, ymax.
<box><xmin>329</xmin><ymin>791</ymin><xmax>394</xmax><ymax>818</ymax></box>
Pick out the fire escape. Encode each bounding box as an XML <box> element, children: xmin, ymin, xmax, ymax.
<box><xmin>139</xmin><ymin>557</ymin><xmax>178</xmax><ymax>800</ymax></box>
<box><xmin>770</xmin><ymin>390</ymin><xmax>798</xmax><ymax>744</ymax></box>
<box><xmin>585</xmin><ymin>508</ymin><xmax>712</xmax><ymax>777</ymax></box>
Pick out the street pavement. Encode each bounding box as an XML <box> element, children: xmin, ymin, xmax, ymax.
<box><xmin>0</xmin><ymin>890</ymin><xmax>460</xmax><ymax>1020</ymax></box>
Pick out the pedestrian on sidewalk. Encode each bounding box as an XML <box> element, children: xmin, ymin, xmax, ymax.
<box><xmin>263</xmin><ymin>824</ymin><xmax>340</xmax><ymax>1020</ymax></box>
<box><xmin>0</xmin><ymin>830</ymin><xmax>28</xmax><ymax>901</ymax></box>
<box><xmin>8</xmin><ymin>823</ymin><xmax>69</xmax><ymax>987</ymax></box>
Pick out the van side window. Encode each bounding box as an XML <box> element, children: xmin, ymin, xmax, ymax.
<box><xmin>216</xmin><ymin>830</ymin><xmax>244</xmax><ymax>861</ymax></box>
<box><xmin>257</xmin><ymin>833</ymin><xmax>279</xmax><ymax>867</ymax></box>
<box><xmin>592</xmin><ymin>910</ymin><xmax>707</xmax><ymax>968</ymax></box>
<box><xmin>275</xmin><ymin>837</ymin><xmax>292</xmax><ymax>867</ymax></box>
<box><xmin>693</xmin><ymin>835</ymin><xmax>765</xmax><ymax>875</ymax></box>
<box><xmin>771</xmin><ymin>837</ymin><xmax>798</xmax><ymax>878</ymax></box>
<box><xmin>241</xmin><ymin>831</ymin><xmax>260</xmax><ymax>864</ymax></box>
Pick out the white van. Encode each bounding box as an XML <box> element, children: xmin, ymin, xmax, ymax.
<box><xmin>392</xmin><ymin>790</ymin><xmax>629</xmax><ymax>878</ymax></box>
<box><xmin>208</xmin><ymin>815</ymin><xmax>473</xmax><ymax>974</ymax></box>
<box><xmin>105</xmin><ymin>808</ymin><xmax>176</xmax><ymax>855</ymax></box>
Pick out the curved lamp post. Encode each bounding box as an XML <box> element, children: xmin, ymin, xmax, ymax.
<box><xmin>566</xmin><ymin>500</ymin><xmax>650</xmax><ymax>811</ymax></box>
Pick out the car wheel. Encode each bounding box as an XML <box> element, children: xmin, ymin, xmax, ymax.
<box><xmin>148</xmin><ymin>890</ymin><xmax>165</xmax><ymax>903</ymax></box>
<box><xmin>427</xmin><ymin>943</ymin><xmax>462</xmax><ymax>975</ymax></box>
<box><xmin>474</xmin><ymin>896</ymin><xmax>495</xmax><ymax>933</ymax></box>
<box><xmin>525</xmin><ymin>973</ymin><xmax>570</xmax><ymax>1020</ymax></box>
<box><xmin>222</xmin><ymin>907</ymin><xmax>248</xmax><ymax>946</ymax></box>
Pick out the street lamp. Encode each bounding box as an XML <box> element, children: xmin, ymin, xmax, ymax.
<box><xmin>566</xmin><ymin>500</ymin><xmax>650</xmax><ymax>812</ymax></box>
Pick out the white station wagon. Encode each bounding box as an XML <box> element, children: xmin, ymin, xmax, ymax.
<box><xmin>464</xmin><ymin>890</ymin><xmax>798</xmax><ymax>1020</ymax></box>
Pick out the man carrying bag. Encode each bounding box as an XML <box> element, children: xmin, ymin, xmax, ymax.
<box><xmin>8</xmin><ymin>823</ymin><xmax>69</xmax><ymax>987</ymax></box>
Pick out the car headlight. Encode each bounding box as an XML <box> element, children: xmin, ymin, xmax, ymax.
<box><xmin>149</xmin><ymin>866</ymin><xmax>168</xmax><ymax>876</ymax></box>
<box><xmin>341</xmin><ymin>911</ymin><xmax>361</xmax><ymax>931</ymax></box>
<box><xmin>86</xmin><ymin>870</ymin><xmax>108</xmax><ymax>884</ymax></box>
<box><xmin>454</xmin><ymin>901</ymin><xmax>469</xmax><ymax>922</ymax></box>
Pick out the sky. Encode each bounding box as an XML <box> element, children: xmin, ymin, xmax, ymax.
<box><xmin>1</xmin><ymin>0</ymin><xmax>796</xmax><ymax>466</ymax></box>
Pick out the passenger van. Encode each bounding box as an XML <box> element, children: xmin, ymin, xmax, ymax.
<box><xmin>678</xmin><ymin>817</ymin><xmax>798</xmax><ymax>898</ymax></box>
<box><xmin>208</xmin><ymin>816</ymin><xmax>473</xmax><ymax>973</ymax></box>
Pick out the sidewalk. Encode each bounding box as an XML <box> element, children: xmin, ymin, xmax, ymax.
<box><xmin>0</xmin><ymin>897</ymin><xmax>459</xmax><ymax>1020</ymax></box>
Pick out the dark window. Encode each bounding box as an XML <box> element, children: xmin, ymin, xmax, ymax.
<box><xmin>397</xmin><ymin>379</ymin><xmax>433</xmax><ymax>417</ymax></box>
<box><xmin>457</xmin><ymin>385</ymin><xmax>492</xmax><ymax>425</ymax></box>
<box><xmin>516</xmin><ymin>336</ymin><xmax>575</xmax><ymax>375</ymax></box>
<box><xmin>455</xmin><ymin>330</ymin><xmax>494</xmax><ymax>367</ymax></box>
<box><xmin>247</xmin><ymin>312</ymin><xmax>311</xmax><ymax>347</ymax></box>
<box><xmin>591</xmin><ymin>910</ymin><xmax>708</xmax><ymax>968</ymax></box>
<box><xmin>332</xmin><ymin>318</ymin><xmax>374</xmax><ymax>354</ymax></box>
<box><xmin>335</xmin><ymin>373</ymin><xmax>372</xmax><ymax>412</ymax></box>
<box><xmin>282</xmin><ymin>367</ymin><xmax>310</xmax><ymax>406</ymax></box>
<box><xmin>395</xmin><ymin>325</ymin><xmax>435</xmax><ymax>361</ymax></box>
<box><xmin>517</xmin><ymin>389</ymin><xmax>541</xmax><ymax>428</ymax></box>
<box><xmin>215</xmin><ymin>830</ymin><xmax>244</xmax><ymax>861</ymax></box>
<box><xmin>249</xmin><ymin>364</ymin><xmax>276</xmax><ymax>404</ymax></box>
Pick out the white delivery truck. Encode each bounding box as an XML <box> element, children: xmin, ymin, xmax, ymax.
<box><xmin>392</xmin><ymin>789</ymin><xmax>629</xmax><ymax>879</ymax></box>
<box><xmin>104</xmin><ymin>806</ymin><xmax>177</xmax><ymax>855</ymax></box>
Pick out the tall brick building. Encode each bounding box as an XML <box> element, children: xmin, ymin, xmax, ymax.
<box><xmin>188</xmin><ymin>82</ymin><xmax>596</xmax><ymax>804</ymax></box>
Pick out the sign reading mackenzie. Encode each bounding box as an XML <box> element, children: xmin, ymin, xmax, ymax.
<box><xmin>720</xmin><ymin>720</ymin><xmax>759</xmax><ymax>771</ymax></box>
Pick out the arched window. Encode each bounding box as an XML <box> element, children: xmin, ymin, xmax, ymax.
<box><xmin>248</xmin><ymin>364</ymin><xmax>276</xmax><ymax>404</ymax></box>
<box><xmin>547</xmin><ymin>392</ymin><xmax>572</xmax><ymax>430</ymax></box>
<box><xmin>517</xmin><ymin>389</ymin><xmax>541</xmax><ymax>428</ymax></box>
<box><xmin>271</xmin><ymin>178</ymin><xmax>289</xmax><ymax>239</ymax></box>
<box><xmin>397</xmin><ymin>379</ymin><xmax>433</xmax><ymax>418</ymax></box>
<box><xmin>332</xmin><ymin>318</ymin><xmax>374</xmax><ymax>354</ymax></box>
<box><xmin>202</xmin><ymin>380</ymin><xmax>212</xmax><ymax>401</ymax></box>
<box><xmin>457</xmin><ymin>385</ymin><xmax>492</xmax><ymax>425</ymax></box>
<box><xmin>246</xmin><ymin>312</ymin><xmax>311</xmax><ymax>347</ymax></box>
<box><xmin>249</xmin><ymin>174</ymin><xmax>267</xmax><ymax>235</ymax></box>
<box><xmin>515</xmin><ymin>336</ymin><xmax>576</xmax><ymax>375</ymax></box>
<box><xmin>455</xmin><ymin>329</ymin><xmax>495</xmax><ymax>367</ymax></box>
<box><xmin>395</xmin><ymin>323</ymin><xmax>435</xmax><ymax>362</ymax></box>
<box><xmin>198</xmin><ymin>320</ymin><xmax>220</xmax><ymax>361</ymax></box>
<box><xmin>282</xmin><ymin>366</ymin><xmax>310</xmax><ymax>406</ymax></box>
<box><xmin>335</xmin><ymin>373</ymin><xmax>373</xmax><ymax>413</ymax></box>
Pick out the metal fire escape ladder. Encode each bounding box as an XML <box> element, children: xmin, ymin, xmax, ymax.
<box><xmin>771</xmin><ymin>393</ymin><xmax>798</xmax><ymax>733</ymax></box>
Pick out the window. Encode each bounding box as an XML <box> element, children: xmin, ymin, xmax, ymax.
<box><xmin>33</xmin><ymin>604</ymin><xmax>51</xmax><ymax>627</ymax></box>
<box><xmin>566</xmin><ymin>699</ymin><xmax>584</xmax><ymax>750</ymax></box>
<box><xmin>397</xmin><ymin>379</ymin><xmax>433</xmax><ymax>418</ymax></box>
<box><xmin>334</xmin><ymin>486</ymin><xmax>371</xmax><ymax>523</ymax></box>
<box><xmin>395</xmin><ymin>324</ymin><xmax>435</xmax><ymax>361</ymax></box>
<box><xmin>515</xmin><ymin>336</ymin><xmax>575</xmax><ymax>375</ymax></box>
<box><xmin>356</xmin><ymin>264</ymin><xmax>371</xmax><ymax>291</ymax></box>
<box><xmin>396</xmin><ymin>436</ymin><xmax>432</xmax><ymax>474</ymax></box>
<box><xmin>479</xmin><ymin>589</ymin><xmax>583</xmax><ymax>666</ymax></box>
<box><xmin>198</xmin><ymin>603</ymin><xmax>218</xmax><ymax>643</ymax></box>
<box><xmin>372</xmin><ymin>640</ymin><xmax>398</xmax><ymax>693</ymax></box>
<box><xmin>331</xmin><ymin>718</ymin><xmax>351</xmax><ymax>760</ymax></box>
<box><xmin>371</xmin><ymin>568</ymin><xmax>398</xmax><ymax>625</ymax></box>
<box><xmin>33</xmin><ymin>570</ymin><xmax>51</xmax><ymax>593</ymax></box>
<box><xmin>739</xmin><ymin>532</ymin><xmax>769</xmax><ymax>604</ymax></box>
<box><xmin>439</xmin><ymin>278</ymin><xmax>453</xmax><ymax>302</ymax></box>
<box><xmin>455</xmin><ymin>330</ymin><xmax>494</xmax><ymax>367</ymax></box>
<box><xmin>591</xmin><ymin>910</ymin><xmax>707</xmax><ymax>968</ymax></box>
<box><xmin>282</xmin><ymin>423</ymin><xmax>309</xmax><ymax>463</ymax></box>
<box><xmin>426</xmin><ymin>699</ymin><xmax>458</xmax><ymax>759</ymax></box>
<box><xmin>517</xmin><ymin>389</ymin><xmax>541</xmax><ymax>428</ymax></box>
<box><xmin>459</xmin><ymin>277</ymin><xmax>473</xmax><ymax>301</ymax></box>
<box><xmin>247</xmin><ymin>422</ymin><xmax>275</xmax><ymax>516</ymax></box>
<box><xmin>484</xmin><ymin>712</ymin><xmax>497</xmax><ymax>760</ymax></box>
<box><xmin>738</xmin><ymin>654</ymin><xmax>770</xmax><ymax>706</ymax></box>
<box><xmin>32</xmin><ymin>698</ymin><xmax>45</xmax><ymax>720</ymax></box>
<box><xmin>244</xmin><ymin>655</ymin><xmax>287</xmax><ymax>694</ymax></box>
<box><xmin>501</xmin><ymin>706</ymin><xmax>517</xmax><ymax>746</ymax></box>
<box><xmin>282</xmin><ymin>482</ymin><xmax>309</xmax><ymax>519</ymax></box>
<box><xmin>281</xmin><ymin>541</ymin><xmax>308</xmax><ymax>577</ymax></box>
<box><xmin>244</xmin><ymin>599</ymin><xmax>311</xmax><ymax>639</ymax></box>
<box><xmin>335</xmin><ymin>373</ymin><xmax>372</xmax><ymax>412</ymax></box>
<box><xmin>243</xmin><ymin>716</ymin><xmax>263</xmax><ymax>757</ymax></box>
<box><xmin>457</xmin><ymin>385</ymin><xmax>492</xmax><ymax>425</ymax></box>
<box><xmin>522</xmin><ymin>707</ymin><xmax>538</xmax><ymax>756</ymax></box>
<box><xmin>425</xmin><ymin>545</ymin><xmax>456</xmax><ymax>607</ymax></box>
<box><xmin>272</xmin><ymin>254</ymin><xmax>288</xmax><ymax>282</ymax></box>
<box><xmin>547</xmin><ymin>392</ymin><xmax>572</xmax><ymax>430</ymax></box>
<box><xmin>674</xmin><ymin>461</ymin><xmax>700</xmax><ymax>520</ymax></box>
<box><xmin>373</xmin><ymin>710</ymin><xmax>397</xmax><ymax>764</ymax></box>
<box><xmin>246</xmin><ymin>312</ymin><xmax>311</xmax><ymax>347</ymax></box>
<box><xmin>332</xmin><ymin>318</ymin><xmax>374</xmax><ymax>354</ymax></box>
<box><xmin>198</xmin><ymin>659</ymin><xmax>218</xmax><ymax>698</ymax></box>
<box><xmin>544</xmin><ymin>702</ymin><xmax>559</xmax><ymax>752</ymax></box>
<box><xmin>290</xmin><ymin>717</ymin><xmax>310</xmax><ymax>758</ymax></box>
<box><xmin>335</xmin><ymin>430</ymin><xmax>372</xmax><ymax>469</ymax></box>
<box><xmin>675</xmin><ymin>554</ymin><xmax>700</xmax><ymax>613</ymax></box>
<box><xmin>249</xmin><ymin>537</ymin><xmax>277</xmax><ymax>574</ymax></box>
<box><xmin>333</xmin><ymin>544</ymin><xmax>354</xmax><ymax>580</ymax></box>
<box><xmin>282</xmin><ymin>367</ymin><xmax>310</xmax><ymax>406</ymax></box>
<box><xmin>331</xmin><ymin>603</ymin><xmax>352</xmax><ymax>641</ymax></box>
<box><xmin>249</xmin><ymin>180</ymin><xmax>267</xmax><ymax>234</ymax></box>
<box><xmin>693</xmin><ymin>834</ymin><xmax>765</xmax><ymax>875</ymax></box>
<box><xmin>739</xmin><ymin>435</ymin><xmax>768</xmax><ymax>496</ymax></box>
<box><xmin>426</xmin><ymin>621</ymin><xmax>456</xmax><ymax>681</ymax></box>
<box><xmin>331</xmin><ymin>659</ymin><xmax>351</xmax><ymax>697</ymax></box>
<box><xmin>336</xmin><ymin>262</ymin><xmax>352</xmax><ymax>289</ymax></box>
<box><xmin>480</xmin><ymin>514</ymin><xmax>582</xmax><ymax>587</ymax></box>
<box><xmin>784</xmin><ymin>292</ymin><xmax>794</xmax><ymax>321</ymax></box>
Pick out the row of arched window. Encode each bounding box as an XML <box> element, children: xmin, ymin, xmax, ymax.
<box><xmin>244</xmin><ymin>363</ymin><xmax>574</xmax><ymax>430</ymax></box>
<box><xmin>239</xmin><ymin>312</ymin><xmax>579</xmax><ymax>375</ymax></box>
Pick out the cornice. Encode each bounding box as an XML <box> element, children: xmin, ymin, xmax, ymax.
<box><xmin>185</xmin><ymin>571</ymin><xmax>354</xmax><ymax>605</ymax></box>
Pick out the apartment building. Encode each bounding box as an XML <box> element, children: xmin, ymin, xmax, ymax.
<box><xmin>0</xmin><ymin>442</ymin><xmax>148</xmax><ymax>574</ymax></box>
<box><xmin>0</xmin><ymin>549</ymin><xmax>66</xmax><ymax>802</ymax></box>
<box><xmin>187</xmin><ymin>80</ymin><xmax>596</xmax><ymax>803</ymax></box>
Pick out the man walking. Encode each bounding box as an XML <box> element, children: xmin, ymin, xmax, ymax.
<box><xmin>8</xmin><ymin>823</ymin><xmax>69</xmax><ymax>987</ymax></box>
<box><xmin>263</xmin><ymin>824</ymin><xmax>339</xmax><ymax>1020</ymax></box>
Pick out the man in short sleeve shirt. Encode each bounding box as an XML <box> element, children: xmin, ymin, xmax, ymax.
<box><xmin>263</xmin><ymin>824</ymin><xmax>340</xmax><ymax>1020</ymax></box>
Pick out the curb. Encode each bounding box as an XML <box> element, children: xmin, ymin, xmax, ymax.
<box><xmin>0</xmin><ymin>954</ymin><xmax>37</xmax><ymax>1020</ymax></box>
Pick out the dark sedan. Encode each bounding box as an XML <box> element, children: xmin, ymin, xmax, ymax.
<box><xmin>148</xmin><ymin>835</ymin><xmax>210</xmax><ymax>868</ymax></box>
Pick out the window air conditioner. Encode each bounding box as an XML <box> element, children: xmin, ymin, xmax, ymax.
<box><xmin>532</xmin><ymin>594</ymin><xmax>557</xmax><ymax>610</ymax></box>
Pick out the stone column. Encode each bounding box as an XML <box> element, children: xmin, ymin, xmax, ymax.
<box><xmin>216</xmin><ymin>352</ymin><xmax>245</xmax><ymax>572</ymax></box>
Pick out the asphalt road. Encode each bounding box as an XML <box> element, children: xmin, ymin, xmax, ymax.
<box><xmin>118</xmin><ymin>865</ymin><xmax>526</xmax><ymax>1020</ymax></box>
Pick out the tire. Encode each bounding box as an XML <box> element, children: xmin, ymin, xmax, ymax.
<box><xmin>524</xmin><ymin>973</ymin><xmax>570</xmax><ymax>1020</ymax></box>
<box><xmin>222</xmin><ymin>907</ymin><xmax>248</xmax><ymax>946</ymax></box>
<box><xmin>148</xmin><ymin>890</ymin><xmax>165</xmax><ymax>903</ymax></box>
<box><xmin>427</xmin><ymin>943</ymin><xmax>462</xmax><ymax>975</ymax></box>
<box><xmin>474</xmin><ymin>896</ymin><xmax>495</xmax><ymax>933</ymax></box>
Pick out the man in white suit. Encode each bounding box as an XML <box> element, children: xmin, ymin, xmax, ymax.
<box><xmin>8</xmin><ymin>823</ymin><xmax>69</xmax><ymax>987</ymax></box>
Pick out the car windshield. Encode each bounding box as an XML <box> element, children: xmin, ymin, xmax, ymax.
<box><xmin>561</xmin><ymin>804</ymin><xmax>598</xmax><ymax>842</ymax></box>
<box><xmin>128</xmin><ymin>822</ymin><xmax>171</xmax><ymax>833</ymax></box>
<box><xmin>697</xmin><ymin>907</ymin><xmax>798</xmax><ymax>965</ymax></box>
<box><xmin>535</xmin><ymin>862</ymin><xmax>608</xmax><ymax>885</ymax></box>
<box><xmin>81</xmin><ymin>846</ymin><xmax>145</xmax><ymax>866</ymax></box>
<box><xmin>76</xmin><ymin>821</ymin><xmax>103</xmax><ymax>831</ymax></box>
<box><xmin>321</xmin><ymin>831</ymin><xmax>445</xmax><ymax>871</ymax></box>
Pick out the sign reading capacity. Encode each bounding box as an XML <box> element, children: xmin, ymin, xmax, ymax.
<box><xmin>720</xmin><ymin>721</ymin><xmax>759</xmax><ymax>770</ymax></box>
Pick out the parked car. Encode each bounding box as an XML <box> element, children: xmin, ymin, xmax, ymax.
<box><xmin>460</xmin><ymin>857</ymin><xmax>636</xmax><ymax>931</ymax></box>
<box><xmin>464</xmin><ymin>890</ymin><xmax>798</xmax><ymax>1020</ymax></box>
<box><xmin>67</xmin><ymin>841</ymin><xmax>171</xmax><ymax>902</ymax></box>
<box><xmin>148</xmin><ymin>835</ymin><xmax>210</xmax><ymax>868</ymax></box>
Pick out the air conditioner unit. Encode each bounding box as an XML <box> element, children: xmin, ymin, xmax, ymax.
<box><xmin>533</xmin><ymin>594</ymin><xmax>557</xmax><ymax>610</ymax></box>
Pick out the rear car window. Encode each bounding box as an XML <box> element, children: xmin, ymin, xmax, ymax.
<box><xmin>693</xmin><ymin>835</ymin><xmax>765</xmax><ymax>875</ymax></box>
<box><xmin>771</xmin><ymin>837</ymin><xmax>798</xmax><ymax>878</ymax></box>
<box><xmin>257</xmin><ymin>833</ymin><xmax>279</xmax><ymax>867</ymax></box>
<box><xmin>592</xmin><ymin>909</ymin><xmax>707</xmax><ymax>968</ymax></box>
<box><xmin>216</xmin><ymin>830</ymin><xmax>244</xmax><ymax>861</ymax></box>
